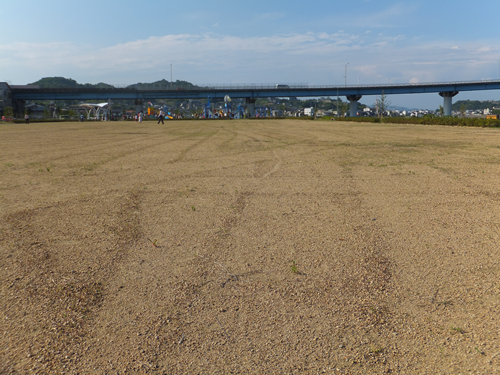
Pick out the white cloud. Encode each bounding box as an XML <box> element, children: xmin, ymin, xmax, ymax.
<box><xmin>477</xmin><ymin>46</ymin><xmax>491</xmax><ymax>52</ymax></box>
<box><xmin>255</xmin><ymin>12</ymin><xmax>285</xmax><ymax>20</ymax></box>
<box><xmin>1</xmin><ymin>32</ymin><xmax>499</xmax><ymax>89</ymax></box>
<box><xmin>341</xmin><ymin>3</ymin><xmax>419</xmax><ymax>29</ymax></box>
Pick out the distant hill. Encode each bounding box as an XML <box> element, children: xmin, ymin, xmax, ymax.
<box><xmin>29</xmin><ymin>77</ymin><xmax>113</xmax><ymax>89</ymax></box>
<box><xmin>452</xmin><ymin>99</ymin><xmax>499</xmax><ymax>111</ymax></box>
<box><xmin>29</xmin><ymin>77</ymin><xmax>198</xmax><ymax>90</ymax></box>
<box><xmin>127</xmin><ymin>79</ymin><xmax>199</xmax><ymax>90</ymax></box>
<box><xmin>29</xmin><ymin>77</ymin><xmax>79</xmax><ymax>88</ymax></box>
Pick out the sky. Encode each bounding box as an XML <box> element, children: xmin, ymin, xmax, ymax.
<box><xmin>1</xmin><ymin>0</ymin><xmax>500</xmax><ymax>109</ymax></box>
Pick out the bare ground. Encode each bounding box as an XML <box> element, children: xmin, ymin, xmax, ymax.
<box><xmin>1</xmin><ymin>119</ymin><xmax>499</xmax><ymax>374</ymax></box>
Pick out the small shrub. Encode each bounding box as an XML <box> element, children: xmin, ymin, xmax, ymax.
<box><xmin>334</xmin><ymin>116</ymin><xmax>500</xmax><ymax>127</ymax></box>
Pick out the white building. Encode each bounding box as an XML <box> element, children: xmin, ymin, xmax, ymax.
<box><xmin>304</xmin><ymin>107</ymin><xmax>314</xmax><ymax>116</ymax></box>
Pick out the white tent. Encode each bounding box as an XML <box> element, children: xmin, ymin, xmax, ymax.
<box><xmin>80</xmin><ymin>103</ymin><xmax>109</xmax><ymax>120</ymax></box>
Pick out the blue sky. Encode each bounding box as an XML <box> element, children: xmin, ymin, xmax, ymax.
<box><xmin>1</xmin><ymin>0</ymin><xmax>500</xmax><ymax>109</ymax></box>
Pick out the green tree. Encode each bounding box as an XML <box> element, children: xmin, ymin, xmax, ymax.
<box><xmin>341</xmin><ymin>101</ymin><xmax>349</xmax><ymax>117</ymax></box>
<box><xmin>375</xmin><ymin>91</ymin><xmax>391</xmax><ymax>119</ymax></box>
<box><xmin>460</xmin><ymin>105</ymin><xmax>466</xmax><ymax>118</ymax></box>
<box><xmin>3</xmin><ymin>106</ymin><xmax>14</xmax><ymax>117</ymax></box>
<box><xmin>438</xmin><ymin>105</ymin><xmax>444</xmax><ymax>117</ymax></box>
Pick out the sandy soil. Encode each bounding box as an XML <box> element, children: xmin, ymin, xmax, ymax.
<box><xmin>1</xmin><ymin>119</ymin><xmax>499</xmax><ymax>374</ymax></box>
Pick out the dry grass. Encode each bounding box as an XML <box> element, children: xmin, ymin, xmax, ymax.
<box><xmin>1</xmin><ymin>119</ymin><xmax>500</xmax><ymax>373</ymax></box>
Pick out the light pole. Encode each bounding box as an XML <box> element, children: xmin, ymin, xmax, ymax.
<box><xmin>345</xmin><ymin>63</ymin><xmax>349</xmax><ymax>86</ymax></box>
<box><xmin>337</xmin><ymin>88</ymin><xmax>339</xmax><ymax>118</ymax></box>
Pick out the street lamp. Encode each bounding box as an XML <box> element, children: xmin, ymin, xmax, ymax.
<box><xmin>337</xmin><ymin>88</ymin><xmax>339</xmax><ymax>118</ymax></box>
<box><xmin>345</xmin><ymin>63</ymin><xmax>349</xmax><ymax>86</ymax></box>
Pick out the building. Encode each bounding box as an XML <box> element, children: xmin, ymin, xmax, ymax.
<box><xmin>0</xmin><ymin>82</ymin><xmax>13</xmax><ymax>115</ymax></box>
<box><xmin>304</xmin><ymin>107</ymin><xmax>314</xmax><ymax>116</ymax></box>
<box><xmin>25</xmin><ymin>103</ymin><xmax>47</xmax><ymax>118</ymax></box>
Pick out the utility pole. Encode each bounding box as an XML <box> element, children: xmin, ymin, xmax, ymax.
<box><xmin>337</xmin><ymin>88</ymin><xmax>339</xmax><ymax>118</ymax></box>
<box><xmin>345</xmin><ymin>63</ymin><xmax>349</xmax><ymax>86</ymax></box>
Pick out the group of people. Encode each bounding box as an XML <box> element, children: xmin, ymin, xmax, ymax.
<box><xmin>131</xmin><ymin>109</ymin><xmax>167</xmax><ymax>124</ymax></box>
<box><xmin>134</xmin><ymin>111</ymin><xmax>144</xmax><ymax>123</ymax></box>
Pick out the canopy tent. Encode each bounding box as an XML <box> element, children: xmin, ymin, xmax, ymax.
<box><xmin>79</xmin><ymin>103</ymin><xmax>109</xmax><ymax>120</ymax></box>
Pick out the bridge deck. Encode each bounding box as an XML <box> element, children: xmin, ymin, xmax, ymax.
<box><xmin>9</xmin><ymin>80</ymin><xmax>500</xmax><ymax>101</ymax></box>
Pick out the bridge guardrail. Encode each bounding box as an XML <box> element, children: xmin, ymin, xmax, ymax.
<box><xmin>12</xmin><ymin>79</ymin><xmax>500</xmax><ymax>92</ymax></box>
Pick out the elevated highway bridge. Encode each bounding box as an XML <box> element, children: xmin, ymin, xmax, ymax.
<box><xmin>5</xmin><ymin>80</ymin><xmax>500</xmax><ymax>117</ymax></box>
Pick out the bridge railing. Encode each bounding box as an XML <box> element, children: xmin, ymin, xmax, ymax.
<box><xmin>11</xmin><ymin>79</ymin><xmax>500</xmax><ymax>92</ymax></box>
<box><xmin>111</xmin><ymin>79</ymin><xmax>500</xmax><ymax>91</ymax></box>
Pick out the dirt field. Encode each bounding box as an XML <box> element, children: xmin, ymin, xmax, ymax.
<box><xmin>1</xmin><ymin>119</ymin><xmax>499</xmax><ymax>374</ymax></box>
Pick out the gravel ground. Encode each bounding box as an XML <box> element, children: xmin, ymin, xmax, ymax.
<box><xmin>1</xmin><ymin>119</ymin><xmax>499</xmax><ymax>374</ymax></box>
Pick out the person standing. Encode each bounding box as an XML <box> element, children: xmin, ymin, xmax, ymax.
<box><xmin>157</xmin><ymin>109</ymin><xmax>164</xmax><ymax>124</ymax></box>
<box><xmin>138</xmin><ymin>111</ymin><xmax>143</xmax><ymax>123</ymax></box>
<box><xmin>24</xmin><ymin>113</ymin><xmax>30</xmax><ymax>124</ymax></box>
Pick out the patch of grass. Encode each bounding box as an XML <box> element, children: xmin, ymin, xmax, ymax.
<box><xmin>291</xmin><ymin>260</ymin><xmax>298</xmax><ymax>273</ymax></box>
<box><xmin>84</xmin><ymin>162</ymin><xmax>99</xmax><ymax>171</ymax></box>
<box><xmin>191</xmin><ymin>206</ymin><xmax>196</xmax><ymax>211</ymax></box>
<box><xmin>475</xmin><ymin>347</ymin><xmax>485</xmax><ymax>355</ymax></box>
<box><xmin>370</xmin><ymin>345</ymin><xmax>384</xmax><ymax>354</ymax></box>
<box><xmin>147</xmin><ymin>238</ymin><xmax>159</xmax><ymax>247</ymax></box>
<box><xmin>437</xmin><ymin>300</ymin><xmax>453</xmax><ymax>307</ymax></box>
<box><xmin>450</xmin><ymin>326</ymin><xmax>463</xmax><ymax>334</ymax></box>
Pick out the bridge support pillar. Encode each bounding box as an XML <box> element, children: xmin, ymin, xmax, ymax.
<box><xmin>346</xmin><ymin>95</ymin><xmax>362</xmax><ymax>117</ymax></box>
<box><xmin>246</xmin><ymin>98</ymin><xmax>256</xmax><ymax>118</ymax></box>
<box><xmin>134</xmin><ymin>99</ymin><xmax>143</xmax><ymax>114</ymax></box>
<box><xmin>15</xmin><ymin>100</ymin><xmax>26</xmax><ymax>118</ymax></box>
<box><xmin>439</xmin><ymin>91</ymin><xmax>458</xmax><ymax>116</ymax></box>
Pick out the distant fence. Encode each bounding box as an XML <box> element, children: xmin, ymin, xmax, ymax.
<box><xmin>109</xmin><ymin>79</ymin><xmax>500</xmax><ymax>91</ymax></box>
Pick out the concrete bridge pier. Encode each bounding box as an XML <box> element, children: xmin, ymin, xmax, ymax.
<box><xmin>15</xmin><ymin>100</ymin><xmax>25</xmax><ymax>118</ymax></box>
<box><xmin>439</xmin><ymin>91</ymin><xmax>459</xmax><ymax>116</ymax></box>
<box><xmin>346</xmin><ymin>95</ymin><xmax>362</xmax><ymax>117</ymax></box>
<box><xmin>246</xmin><ymin>98</ymin><xmax>256</xmax><ymax>118</ymax></box>
<box><xmin>134</xmin><ymin>99</ymin><xmax>143</xmax><ymax>114</ymax></box>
